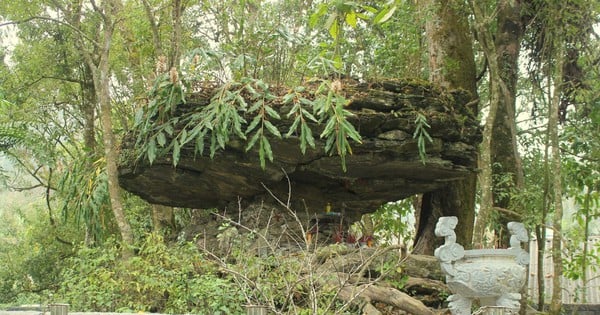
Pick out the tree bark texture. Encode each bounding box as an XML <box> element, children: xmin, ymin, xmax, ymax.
<box><xmin>80</xmin><ymin>70</ymin><xmax>98</xmax><ymax>154</ymax></box>
<box><xmin>338</xmin><ymin>284</ymin><xmax>435</xmax><ymax>315</ymax></box>
<box><xmin>470</xmin><ymin>0</ymin><xmax>530</xmax><ymax>251</ymax></box>
<box><xmin>83</xmin><ymin>0</ymin><xmax>135</xmax><ymax>252</ymax></box>
<box><xmin>316</xmin><ymin>247</ymin><xmax>442</xmax><ymax>314</ymax></box>
<box><xmin>80</xmin><ymin>65</ymin><xmax>99</xmax><ymax>245</ymax></box>
<box><xmin>414</xmin><ymin>0</ymin><xmax>478</xmax><ymax>254</ymax></box>
<box><xmin>423</xmin><ymin>0</ymin><xmax>478</xmax><ymax>97</ymax></box>
<box><xmin>489</xmin><ymin>0</ymin><xmax>527</xmax><ymax>246</ymax></box>
<box><xmin>548</xmin><ymin>43</ymin><xmax>564</xmax><ymax>315</ymax></box>
<box><xmin>169</xmin><ymin>0</ymin><xmax>183</xmax><ymax>69</ymax></box>
<box><xmin>152</xmin><ymin>204</ymin><xmax>174</xmax><ymax>234</ymax></box>
<box><xmin>141</xmin><ymin>0</ymin><xmax>164</xmax><ymax>59</ymax></box>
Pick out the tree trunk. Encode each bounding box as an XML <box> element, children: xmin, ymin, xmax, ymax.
<box><xmin>422</xmin><ymin>1</ymin><xmax>477</xmax><ymax>96</ymax></box>
<box><xmin>534</xmin><ymin>104</ymin><xmax>553</xmax><ymax>311</ymax></box>
<box><xmin>77</xmin><ymin>0</ymin><xmax>134</xmax><ymax>254</ymax></box>
<box><xmin>81</xmin><ymin>76</ymin><xmax>97</xmax><ymax>155</ymax></box>
<box><xmin>472</xmin><ymin>0</ymin><xmax>527</xmax><ymax>248</ymax></box>
<box><xmin>413</xmin><ymin>0</ymin><xmax>478</xmax><ymax>254</ymax></box>
<box><xmin>141</xmin><ymin>0</ymin><xmax>164</xmax><ymax>59</ymax></box>
<box><xmin>535</xmin><ymin>226</ymin><xmax>546</xmax><ymax>311</ymax></box>
<box><xmin>169</xmin><ymin>0</ymin><xmax>183</xmax><ymax>69</ymax></box>
<box><xmin>581</xmin><ymin>189</ymin><xmax>591</xmax><ymax>303</ymax></box>
<box><xmin>99</xmin><ymin>2</ymin><xmax>134</xmax><ymax>253</ymax></box>
<box><xmin>548</xmin><ymin>43</ymin><xmax>564</xmax><ymax>315</ymax></box>
<box><xmin>489</xmin><ymin>0</ymin><xmax>527</xmax><ymax>247</ymax></box>
<box><xmin>152</xmin><ymin>204</ymin><xmax>174</xmax><ymax>234</ymax></box>
<box><xmin>80</xmin><ymin>71</ymin><xmax>99</xmax><ymax>245</ymax></box>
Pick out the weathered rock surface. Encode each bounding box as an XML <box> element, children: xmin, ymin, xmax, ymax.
<box><xmin>118</xmin><ymin>80</ymin><xmax>480</xmax><ymax>220</ymax></box>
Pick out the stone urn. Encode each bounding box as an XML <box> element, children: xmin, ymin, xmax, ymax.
<box><xmin>434</xmin><ymin>217</ymin><xmax>529</xmax><ymax>315</ymax></box>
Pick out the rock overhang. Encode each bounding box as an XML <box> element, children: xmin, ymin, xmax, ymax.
<box><xmin>118</xmin><ymin>79</ymin><xmax>481</xmax><ymax>220</ymax></box>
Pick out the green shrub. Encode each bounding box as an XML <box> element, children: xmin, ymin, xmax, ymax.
<box><xmin>57</xmin><ymin>234</ymin><xmax>245</xmax><ymax>313</ymax></box>
<box><xmin>0</xmin><ymin>201</ymin><xmax>77</xmax><ymax>306</ymax></box>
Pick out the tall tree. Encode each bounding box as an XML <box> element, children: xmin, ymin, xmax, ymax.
<box><xmin>69</xmin><ymin>0</ymin><xmax>134</xmax><ymax>251</ymax></box>
<box><xmin>0</xmin><ymin>3</ymin><xmax>101</xmax><ymax>243</ymax></box>
<box><xmin>413</xmin><ymin>0</ymin><xmax>478</xmax><ymax>254</ymax></box>
<box><xmin>548</xmin><ymin>42</ymin><xmax>565</xmax><ymax>315</ymax></box>
<box><xmin>473</xmin><ymin>0</ymin><xmax>528</xmax><ymax>247</ymax></box>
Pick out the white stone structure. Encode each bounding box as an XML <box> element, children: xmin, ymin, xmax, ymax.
<box><xmin>434</xmin><ymin>216</ymin><xmax>529</xmax><ymax>315</ymax></box>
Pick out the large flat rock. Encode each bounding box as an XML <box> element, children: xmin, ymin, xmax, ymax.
<box><xmin>118</xmin><ymin>80</ymin><xmax>480</xmax><ymax>219</ymax></box>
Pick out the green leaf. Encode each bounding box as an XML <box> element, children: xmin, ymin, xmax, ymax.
<box><xmin>333</xmin><ymin>54</ymin><xmax>343</xmax><ymax>69</ymax></box>
<box><xmin>264</xmin><ymin>106</ymin><xmax>281</xmax><ymax>120</ymax></box>
<box><xmin>309</xmin><ymin>3</ymin><xmax>328</xmax><ymax>28</ymax></box>
<box><xmin>246</xmin><ymin>115</ymin><xmax>262</xmax><ymax>134</ymax></box>
<box><xmin>180</xmin><ymin>129</ymin><xmax>188</xmax><ymax>145</ymax></box>
<box><xmin>326</xmin><ymin>13</ymin><xmax>339</xmax><ymax>38</ymax></box>
<box><xmin>320</xmin><ymin>116</ymin><xmax>337</xmax><ymax>139</ymax></box>
<box><xmin>286</xmin><ymin>118</ymin><xmax>301</xmax><ymax>138</ymax></box>
<box><xmin>324</xmin><ymin>133</ymin><xmax>336</xmax><ymax>154</ymax></box>
<box><xmin>246</xmin><ymin>131</ymin><xmax>261</xmax><ymax>152</ymax></box>
<box><xmin>424</xmin><ymin>131</ymin><xmax>433</xmax><ymax>142</ymax></box>
<box><xmin>164</xmin><ymin>124</ymin><xmax>174</xmax><ymax>136</ymax></box>
<box><xmin>209</xmin><ymin>133</ymin><xmax>218</xmax><ymax>158</ymax></box>
<box><xmin>413</xmin><ymin>113</ymin><xmax>432</xmax><ymax>164</ymax></box>
<box><xmin>258</xmin><ymin>137</ymin><xmax>266</xmax><ymax>169</ymax></box>
<box><xmin>302</xmin><ymin>109</ymin><xmax>318</xmax><ymax>122</ymax></box>
<box><xmin>263</xmin><ymin>137</ymin><xmax>273</xmax><ymax>162</ymax></box>
<box><xmin>172</xmin><ymin>140</ymin><xmax>180</xmax><ymax>166</ymax></box>
<box><xmin>134</xmin><ymin>108</ymin><xmax>144</xmax><ymax>127</ymax></box>
<box><xmin>299</xmin><ymin>98</ymin><xmax>314</xmax><ymax>106</ymax></box>
<box><xmin>282</xmin><ymin>92</ymin><xmax>295</xmax><ymax>104</ymax></box>
<box><xmin>186</xmin><ymin>124</ymin><xmax>200</xmax><ymax>142</ymax></box>
<box><xmin>264</xmin><ymin>120</ymin><xmax>282</xmax><ymax>138</ymax></box>
<box><xmin>235</xmin><ymin>93</ymin><xmax>248</xmax><ymax>109</ymax></box>
<box><xmin>245</xmin><ymin>84</ymin><xmax>259</xmax><ymax>98</ymax></box>
<box><xmin>255</xmin><ymin>79</ymin><xmax>269</xmax><ymax>91</ymax></box>
<box><xmin>157</xmin><ymin>132</ymin><xmax>166</xmax><ymax>147</ymax></box>
<box><xmin>286</xmin><ymin>103</ymin><xmax>301</xmax><ymax>119</ymax></box>
<box><xmin>301</xmin><ymin>123</ymin><xmax>316</xmax><ymax>153</ymax></box>
<box><xmin>216</xmin><ymin>130</ymin><xmax>226</xmax><ymax>149</ymax></box>
<box><xmin>342</xmin><ymin>120</ymin><xmax>362</xmax><ymax>143</ymax></box>
<box><xmin>356</xmin><ymin>12</ymin><xmax>370</xmax><ymax>20</ymax></box>
<box><xmin>249</xmin><ymin>99</ymin><xmax>263</xmax><ymax>112</ymax></box>
<box><xmin>231</xmin><ymin>110</ymin><xmax>247</xmax><ymax>139</ymax></box>
<box><xmin>195</xmin><ymin>131</ymin><xmax>205</xmax><ymax>156</ymax></box>
<box><xmin>148</xmin><ymin>138</ymin><xmax>157</xmax><ymax>164</ymax></box>
<box><xmin>361</xmin><ymin>5</ymin><xmax>378</xmax><ymax>13</ymax></box>
<box><xmin>345</xmin><ymin>11</ymin><xmax>357</xmax><ymax>27</ymax></box>
<box><xmin>373</xmin><ymin>5</ymin><xmax>397</xmax><ymax>24</ymax></box>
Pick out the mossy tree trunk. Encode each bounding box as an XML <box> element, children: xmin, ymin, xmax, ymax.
<box><xmin>490</xmin><ymin>0</ymin><xmax>526</xmax><ymax>235</ymax></box>
<box><xmin>80</xmin><ymin>70</ymin><xmax>100</xmax><ymax>245</ymax></box>
<box><xmin>413</xmin><ymin>0</ymin><xmax>478</xmax><ymax>255</ymax></box>
<box><xmin>474</xmin><ymin>0</ymin><xmax>527</xmax><ymax>248</ymax></box>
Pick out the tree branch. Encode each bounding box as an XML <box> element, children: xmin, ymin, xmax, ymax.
<box><xmin>0</xmin><ymin>16</ymin><xmax>98</xmax><ymax>47</ymax></box>
<box><xmin>9</xmin><ymin>184</ymin><xmax>44</xmax><ymax>191</ymax></box>
<box><xmin>46</xmin><ymin>167</ymin><xmax>55</xmax><ymax>226</ymax></box>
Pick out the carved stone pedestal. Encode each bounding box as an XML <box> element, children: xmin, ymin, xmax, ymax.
<box><xmin>473</xmin><ymin>306</ymin><xmax>518</xmax><ymax>315</ymax></box>
<box><xmin>434</xmin><ymin>217</ymin><xmax>529</xmax><ymax>315</ymax></box>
